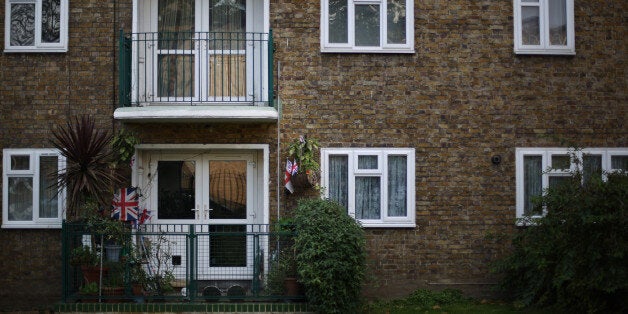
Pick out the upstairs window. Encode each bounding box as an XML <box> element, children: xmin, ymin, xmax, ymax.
<box><xmin>4</xmin><ymin>0</ymin><xmax>68</xmax><ymax>52</ymax></box>
<box><xmin>321</xmin><ymin>0</ymin><xmax>414</xmax><ymax>53</ymax></box>
<box><xmin>321</xmin><ymin>148</ymin><xmax>415</xmax><ymax>227</ymax></box>
<box><xmin>515</xmin><ymin>148</ymin><xmax>627</xmax><ymax>221</ymax></box>
<box><xmin>513</xmin><ymin>0</ymin><xmax>575</xmax><ymax>55</ymax></box>
<box><xmin>2</xmin><ymin>149</ymin><xmax>65</xmax><ymax>228</ymax></box>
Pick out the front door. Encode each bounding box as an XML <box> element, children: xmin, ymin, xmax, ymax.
<box><xmin>149</xmin><ymin>152</ymin><xmax>258</xmax><ymax>279</ymax></box>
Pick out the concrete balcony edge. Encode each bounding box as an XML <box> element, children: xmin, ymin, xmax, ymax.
<box><xmin>114</xmin><ymin>106</ymin><xmax>278</xmax><ymax>123</ymax></box>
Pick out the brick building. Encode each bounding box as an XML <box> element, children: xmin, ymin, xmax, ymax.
<box><xmin>0</xmin><ymin>0</ymin><xmax>626</xmax><ymax>310</ymax></box>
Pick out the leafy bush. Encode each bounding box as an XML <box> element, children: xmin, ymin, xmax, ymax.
<box><xmin>493</xmin><ymin>167</ymin><xmax>627</xmax><ymax>313</ymax></box>
<box><xmin>293</xmin><ymin>198</ymin><xmax>366</xmax><ymax>314</ymax></box>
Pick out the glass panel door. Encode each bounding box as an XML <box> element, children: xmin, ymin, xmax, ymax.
<box><xmin>156</xmin><ymin>0</ymin><xmax>197</xmax><ymax>101</ymax></box>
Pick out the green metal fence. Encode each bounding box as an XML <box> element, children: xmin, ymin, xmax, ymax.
<box><xmin>61</xmin><ymin>222</ymin><xmax>301</xmax><ymax>303</ymax></box>
<box><xmin>118</xmin><ymin>30</ymin><xmax>273</xmax><ymax>108</ymax></box>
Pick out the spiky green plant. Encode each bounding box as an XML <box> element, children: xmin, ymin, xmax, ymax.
<box><xmin>51</xmin><ymin>115</ymin><xmax>121</xmax><ymax>220</ymax></box>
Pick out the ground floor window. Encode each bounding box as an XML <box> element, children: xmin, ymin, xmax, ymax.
<box><xmin>516</xmin><ymin>148</ymin><xmax>628</xmax><ymax>220</ymax></box>
<box><xmin>321</xmin><ymin>148</ymin><xmax>415</xmax><ymax>228</ymax></box>
<box><xmin>2</xmin><ymin>148</ymin><xmax>65</xmax><ymax>228</ymax></box>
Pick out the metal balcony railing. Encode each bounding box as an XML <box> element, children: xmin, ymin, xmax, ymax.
<box><xmin>119</xmin><ymin>30</ymin><xmax>274</xmax><ymax>108</ymax></box>
<box><xmin>61</xmin><ymin>222</ymin><xmax>301</xmax><ymax>303</ymax></box>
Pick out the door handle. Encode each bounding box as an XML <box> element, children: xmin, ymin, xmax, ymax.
<box><xmin>191</xmin><ymin>205</ymin><xmax>201</xmax><ymax>220</ymax></box>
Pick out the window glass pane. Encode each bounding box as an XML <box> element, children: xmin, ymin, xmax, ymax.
<box><xmin>355</xmin><ymin>4</ymin><xmax>380</xmax><ymax>46</ymax></box>
<box><xmin>329</xmin><ymin>155</ymin><xmax>349</xmax><ymax>210</ymax></box>
<box><xmin>209</xmin><ymin>225</ymin><xmax>247</xmax><ymax>267</ymax></box>
<box><xmin>521</xmin><ymin>6</ymin><xmax>540</xmax><ymax>45</ymax></box>
<box><xmin>157</xmin><ymin>161</ymin><xmax>196</xmax><ymax>219</ymax></box>
<box><xmin>549</xmin><ymin>176</ymin><xmax>570</xmax><ymax>189</ymax></box>
<box><xmin>10</xmin><ymin>3</ymin><xmax>35</xmax><ymax>46</ymax></box>
<box><xmin>523</xmin><ymin>156</ymin><xmax>542</xmax><ymax>216</ymax></box>
<box><xmin>583</xmin><ymin>155</ymin><xmax>602</xmax><ymax>183</ymax></box>
<box><xmin>387</xmin><ymin>0</ymin><xmax>406</xmax><ymax>44</ymax></box>
<box><xmin>39</xmin><ymin>156</ymin><xmax>59</xmax><ymax>218</ymax></box>
<box><xmin>328</xmin><ymin>0</ymin><xmax>348</xmax><ymax>43</ymax></box>
<box><xmin>358</xmin><ymin>155</ymin><xmax>378</xmax><ymax>169</ymax></box>
<box><xmin>41</xmin><ymin>0</ymin><xmax>61</xmax><ymax>43</ymax></box>
<box><xmin>158</xmin><ymin>54</ymin><xmax>195</xmax><ymax>98</ymax></box>
<box><xmin>209</xmin><ymin>0</ymin><xmax>246</xmax><ymax>50</ymax></box>
<box><xmin>551</xmin><ymin>155</ymin><xmax>570</xmax><ymax>170</ymax></box>
<box><xmin>208</xmin><ymin>160</ymin><xmax>246</xmax><ymax>219</ymax></box>
<box><xmin>611</xmin><ymin>156</ymin><xmax>628</xmax><ymax>171</ymax></box>
<box><xmin>548</xmin><ymin>0</ymin><xmax>567</xmax><ymax>45</ymax></box>
<box><xmin>356</xmin><ymin>177</ymin><xmax>380</xmax><ymax>219</ymax></box>
<box><xmin>158</xmin><ymin>0</ymin><xmax>194</xmax><ymax>50</ymax></box>
<box><xmin>8</xmin><ymin>177</ymin><xmax>34</xmax><ymax>221</ymax></box>
<box><xmin>11</xmin><ymin>155</ymin><xmax>30</xmax><ymax>170</ymax></box>
<box><xmin>388</xmin><ymin>156</ymin><xmax>407</xmax><ymax>217</ymax></box>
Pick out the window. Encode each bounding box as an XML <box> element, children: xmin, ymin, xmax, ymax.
<box><xmin>4</xmin><ymin>0</ymin><xmax>68</xmax><ymax>52</ymax></box>
<box><xmin>321</xmin><ymin>0</ymin><xmax>414</xmax><ymax>53</ymax></box>
<box><xmin>321</xmin><ymin>148</ymin><xmax>415</xmax><ymax>227</ymax></box>
<box><xmin>513</xmin><ymin>0</ymin><xmax>574</xmax><ymax>55</ymax></box>
<box><xmin>516</xmin><ymin>148</ymin><xmax>627</xmax><ymax>220</ymax></box>
<box><xmin>2</xmin><ymin>149</ymin><xmax>65</xmax><ymax>228</ymax></box>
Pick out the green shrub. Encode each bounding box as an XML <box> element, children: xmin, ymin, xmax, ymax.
<box><xmin>293</xmin><ymin>198</ymin><xmax>366</xmax><ymax>314</ymax></box>
<box><xmin>493</xmin><ymin>167</ymin><xmax>628</xmax><ymax>313</ymax></box>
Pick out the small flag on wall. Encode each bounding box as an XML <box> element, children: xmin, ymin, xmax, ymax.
<box><xmin>284</xmin><ymin>159</ymin><xmax>299</xmax><ymax>193</ymax></box>
<box><xmin>111</xmin><ymin>187</ymin><xmax>139</xmax><ymax>224</ymax></box>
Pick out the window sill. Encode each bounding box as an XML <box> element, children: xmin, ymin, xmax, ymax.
<box><xmin>114</xmin><ymin>105</ymin><xmax>279</xmax><ymax>123</ymax></box>
<box><xmin>321</xmin><ymin>47</ymin><xmax>415</xmax><ymax>54</ymax></box>
<box><xmin>4</xmin><ymin>47</ymin><xmax>68</xmax><ymax>53</ymax></box>
<box><xmin>360</xmin><ymin>222</ymin><xmax>416</xmax><ymax>228</ymax></box>
<box><xmin>2</xmin><ymin>223</ymin><xmax>62</xmax><ymax>229</ymax></box>
<box><xmin>514</xmin><ymin>48</ymin><xmax>575</xmax><ymax>56</ymax></box>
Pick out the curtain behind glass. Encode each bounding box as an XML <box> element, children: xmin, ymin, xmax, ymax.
<box><xmin>388</xmin><ymin>156</ymin><xmax>407</xmax><ymax>217</ymax></box>
<box><xmin>41</xmin><ymin>0</ymin><xmax>61</xmax><ymax>43</ymax></box>
<box><xmin>611</xmin><ymin>156</ymin><xmax>628</xmax><ymax>171</ymax></box>
<box><xmin>329</xmin><ymin>155</ymin><xmax>349</xmax><ymax>210</ymax></box>
<box><xmin>583</xmin><ymin>155</ymin><xmax>602</xmax><ymax>183</ymax></box>
<box><xmin>523</xmin><ymin>156</ymin><xmax>542</xmax><ymax>216</ymax></box>
<box><xmin>328</xmin><ymin>0</ymin><xmax>348</xmax><ymax>43</ymax></box>
<box><xmin>548</xmin><ymin>0</ymin><xmax>567</xmax><ymax>45</ymax></box>
<box><xmin>387</xmin><ymin>0</ymin><xmax>406</xmax><ymax>44</ymax></box>
<box><xmin>158</xmin><ymin>0</ymin><xmax>194</xmax><ymax>50</ymax></box>
<box><xmin>355</xmin><ymin>156</ymin><xmax>380</xmax><ymax>219</ymax></box>
<box><xmin>8</xmin><ymin>177</ymin><xmax>33</xmax><ymax>221</ymax></box>
<box><xmin>210</xmin><ymin>0</ymin><xmax>246</xmax><ymax>50</ymax></box>
<box><xmin>355</xmin><ymin>4</ymin><xmax>380</xmax><ymax>46</ymax></box>
<box><xmin>39</xmin><ymin>156</ymin><xmax>59</xmax><ymax>218</ymax></box>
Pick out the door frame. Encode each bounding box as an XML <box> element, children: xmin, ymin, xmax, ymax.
<box><xmin>132</xmin><ymin>144</ymin><xmax>270</xmax><ymax>279</ymax></box>
<box><xmin>133</xmin><ymin>144</ymin><xmax>269</xmax><ymax>226</ymax></box>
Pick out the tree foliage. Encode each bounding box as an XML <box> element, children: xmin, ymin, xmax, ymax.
<box><xmin>293</xmin><ymin>198</ymin><xmax>366</xmax><ymax>314</ymax></box>
<box><xmin>493</xmin><ymin>166</ymin><xmax>627</xmax><ymax>313</ymax></box>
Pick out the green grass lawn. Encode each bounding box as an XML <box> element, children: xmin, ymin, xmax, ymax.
<box><xmin>361</xmin><ymin>289</ymin><xmax>551</xmax><ymax>314</ymax></box>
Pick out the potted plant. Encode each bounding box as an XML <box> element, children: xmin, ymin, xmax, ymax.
<box><xmin>287</xmin><ymin>135</ymin><xmax>320</xmax><ymax>188</ymax></box>
<box><xmin>88</xmin><ymin>214</ymin><xmax>130</xmax><ymax>262</ymax></box>
<box><xmin>70</xmin><ymin>245</ymin><xmax>108</xmax><ymax>285</ymax></box>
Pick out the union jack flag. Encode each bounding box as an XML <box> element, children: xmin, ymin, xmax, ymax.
<box><xmin>111</xmin><ymin>187</ymin><xmax>139</xmax><ymax>224</ymax></box>
<box><xmin>284</xmin><ymin>159</ymin><xmax>299</xmax><ymax>193</ymax></box>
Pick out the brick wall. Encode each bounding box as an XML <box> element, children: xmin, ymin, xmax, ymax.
<box><xmin>271</xmin><ymin>0</ymin><xmax>626</xmax><ymax>299</ymax></box>
<box><xmin>0</xmin><ymin>0</ymin><xmax>626</xmax><ymax>308</ymax></box>
<box><xmin>0</xmin><ymin>0</ymin><xmax>127</xmax><ymax>309</ymax></box>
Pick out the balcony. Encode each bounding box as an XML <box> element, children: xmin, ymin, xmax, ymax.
<box><xmin>116</xmin><ymin>30</ymin><xmax>276</xmax><ymax>123</ymax></box>
<box><xmin>61</xmin><ymin>223</ymin><xmax>303</xmax><ymax>303</ymax></box>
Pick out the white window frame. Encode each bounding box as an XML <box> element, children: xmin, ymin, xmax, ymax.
<box><xmin>2</xmin><ymin>148</ymin><xmax>66</xmax><ymax>228</ymax></box>
<box><xmin>320</xmin><ymin>0</ymin><xmax>414</xmax><ymax>53</ymax></box>
<box><xmin>515</xmin><ymin>148</ymin><xmax>628</xmax><ymax>223</ymax></box>
<box><xmin>513</xmin><ymin>0</ymin><xmax>575</xmax><ymax>55</ymax></box>
<box><xmin>321</xmin><ymin>148</ymin><xmax>415</xmax><ymax>228</ymax></box>
<box><xmin>4</xmin><ymin>0</ymin><xmax>69</xmax><ymax>53</ymax></box>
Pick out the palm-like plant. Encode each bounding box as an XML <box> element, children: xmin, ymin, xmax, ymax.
<box><xmin>51</xmin><ymin>115</ymin><xmax>121</xmax><ymax>220</ymax></box>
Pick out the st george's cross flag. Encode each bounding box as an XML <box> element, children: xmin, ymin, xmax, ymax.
<box><xmin>284</xmin><ymin>159</ymin><xmax>299</xmax><ymax>193</ymax></box>
<box><xmin>111</xmin><ymin>187</ymin><xmax>139</xmax><ymax>224</ymax></box>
